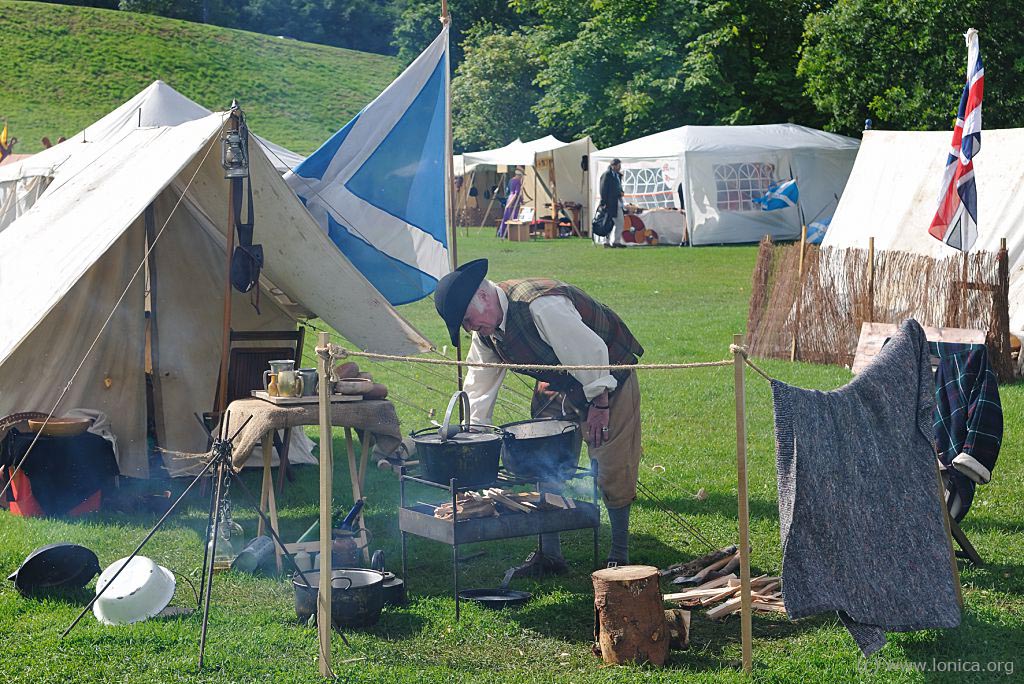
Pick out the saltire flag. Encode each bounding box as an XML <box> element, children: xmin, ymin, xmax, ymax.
<box><xmin>929</xmin><ymin>28</ymin><xmax>983</xmax><ymax>252</ymax></box>
<box><xmin>806</xmin><ymin>217</ymin><xmax>831</xmax><ymax>245</ymax></box>
<box><xmin>752</xmin><ymin>178</ymin><xmax>799</xmax><ymax>211</ymax></box>
<box><xmin>286</xmin><ymin>27</ymin><xmax>451</xmax><ymax>305</ymax></box>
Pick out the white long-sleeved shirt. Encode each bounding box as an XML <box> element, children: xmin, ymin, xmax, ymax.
<box><xmin>463</xmin><ymin>284</ymin><xmax>618</xmax><ymax>424</ymax></box>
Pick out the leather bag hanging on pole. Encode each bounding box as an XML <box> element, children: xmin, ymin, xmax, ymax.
<box><xmin>229</xmin><ymin>125</ymin><xmax>263</xmax><ymax>312</ymax></box>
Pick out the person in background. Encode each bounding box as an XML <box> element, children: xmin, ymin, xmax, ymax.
<box><xmin>599</xmin><ymin>159</ymin><xmax>625</xmax><ymax>247</ymax></box>
<box><xmin>498</xmin><ymin>166</ymin><xmax>531</xmax><ymax>238</ymax></box>
<box><xmin>433</xmin><ymin>259</ymin><xmax>644</xmax><ymax>575</ymax></box>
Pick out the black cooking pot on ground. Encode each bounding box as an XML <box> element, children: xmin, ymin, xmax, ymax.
<box><xmin>411</xmin><ymin>392</ymin><xmax>502</xmax><ymax>488</ymax></box>
<box><xmin>292</xmin><ymin>568</ymin><xmax>384</xmax><ymax>629</ymax></box>
<box><xmin>500</xmin><ymin>418</ymin><xmax>581</xmax><ymax>482</ymax></box>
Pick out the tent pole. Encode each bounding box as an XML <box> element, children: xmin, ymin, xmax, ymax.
<box><xmin>216</xmin><ymin>107</ymin><xmax>240</xmax><ymax>414</ymax></box>
<box><xmin>480</xmin><ymin>171</ymin><xmax>504</xmax><ymax>236</ymax></box>
<box><xmin>732</xmin><ymin>334</ymin><xmax>753</xmax><ymax>674</ymax></box>
<box><xmin>439</xmin><ymin>5</ymin><xmax>463</xmax><ymax>396</ymax></box>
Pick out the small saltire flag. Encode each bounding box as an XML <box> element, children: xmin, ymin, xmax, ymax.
<box><xmin>752</xmin><ymin>178</ymin><xmax>799</xmax><ymax>211</ymax></box>
<box><xmin>929</xmin><ymin>28</ymin><xmax>983</xmax><ymax>252</ymax></box>
<box><xmin>806</xmin><ymin>217</ymin><xmax>831</xmax><ymax>245</ymax></box>
<box><xmin>286</xmin><ymin>27</ymin><xmax>451</xmax><ymax>305</ymax></box>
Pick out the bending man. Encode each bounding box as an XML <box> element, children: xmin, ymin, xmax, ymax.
<box><xmin>433</xmin><ymin>259</ymin><xmax>644</xmax><ymax>573</ymax></box>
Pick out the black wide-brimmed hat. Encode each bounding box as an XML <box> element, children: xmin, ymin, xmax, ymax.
<box><xmin>434</xmin><ymin>259</ymin><xmax>488</xmax><ymax>345</ymax></box>
<box><xmin>7</xmin><ymin>543</ymin><xmax>100</xmax><ymax>597</ymax></box>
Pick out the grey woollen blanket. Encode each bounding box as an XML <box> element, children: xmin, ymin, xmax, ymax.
<box><xmin>771</xmin><ymin>319</ymin><xmax>960</xmax><ymax>656</ymax></box>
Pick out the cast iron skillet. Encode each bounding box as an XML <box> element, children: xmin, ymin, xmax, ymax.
<box><xmin>457</xmin><ymin>567</ymin><xmax>532</xmax><ymax>609</ymax></box>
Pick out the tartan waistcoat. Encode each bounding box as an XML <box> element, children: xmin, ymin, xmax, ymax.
<box><xmin>480</xmin><ymin>279</ymin><xmax>644</xmax><ymax>396</ymax></box>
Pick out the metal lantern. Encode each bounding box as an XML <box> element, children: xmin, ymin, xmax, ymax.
<box><xmin>221</xmin><ymin>128</ymin><xmax>249</xmax><ymax>179</ymax></box>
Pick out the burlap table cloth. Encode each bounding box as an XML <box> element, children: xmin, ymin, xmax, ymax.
<box><xmin>223</xmin><ymin>398</ymin><xmax>403</xmax><ymax>468</ymax></box>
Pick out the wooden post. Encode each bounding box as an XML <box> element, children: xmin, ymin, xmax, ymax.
<box><xmin>732</xmin><ymin>334</ymin><xmax>753</xmax><ymax>674</ymax></box>
<box><xmin>790</xmin><ymin>224</ymin><xmax>808</xmax><ymax>362</ymax></box>
<box><xmin>997</xmin><ymin>237</ymin><xmax>1012</xmax><ymax>380</ymax></box>
<box><xmin>961</xmin><ymin>251</ymin><xmax>970</xmax><ymax>328</ymax></box>
<box><xmin>867</xmin><ymin>237</ymin><xmax>875</xmax><ymax>322</ymax></box>
<box><xmin>316</xmin><ymin>332</ymin><xmax>333</xmax><ymax>677</ymax></box>
<box><xmin>215</xmin><ymin>110</ymin><xmax>240</xmax><ymax>414</ymax></box>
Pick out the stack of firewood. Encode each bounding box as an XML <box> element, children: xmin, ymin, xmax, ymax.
<box><xmin>659</xmin><ymin>546</ymin><xmax>785</xmax><ymax>620</ymax></box>
<box><xmin>431</xmin><ymin>488</ymin><xmax>577</xmax><ymax>520</ymax></box>
<box><xmin>432</xmin><ymin>493</ymin><xmax>498</xmax><ymax>520</ymax></box>
<box><xmin>664</xmin><ymin>573</ymin><xmax>784</xmax><ymax>619</ymax></box>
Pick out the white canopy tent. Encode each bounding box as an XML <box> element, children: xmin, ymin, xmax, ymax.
<box><xmin>457</xmin><ymin>135</ymin><xmax>594</xmax><ymax>230</ymax></box>
<box><xmin>590</xmin><ymin>124</ymin><xmax>860</xmax><ymax>245</ymax></box>
<box><xmin>0</xmin><ymin>81</ymin><xmax>305</xmax><ymax>231</ymax></box>
<box><xmin>0</xmin><ymin>110</ymin><xmax>431</xmax><ymax>479</ymax></box>
<box><xmin>822</xmin><ymin>128</ymin><xmax>1024</xmax><ymax>336</ymax></box>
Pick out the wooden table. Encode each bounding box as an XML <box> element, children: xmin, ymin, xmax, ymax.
<box><xmin>222</xmin><ymin>397</ymin><xmax>402</xmax><ymax>570</ymax></box>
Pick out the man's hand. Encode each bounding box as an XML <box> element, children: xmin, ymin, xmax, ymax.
<box><xmin>585</xmin><ymin>404</ymin><xmax>610</xmax><ymax>448</ymax></box>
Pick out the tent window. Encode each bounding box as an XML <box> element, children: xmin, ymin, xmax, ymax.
<box><xmin>714</xmin><ymin>162</ymin><xmax>775</xmax><ymax>212</ymax></box>
<box><xmin>621</xmin><ymin>166</ymin><xmax>676</xmax><ymax>208</ymax></box>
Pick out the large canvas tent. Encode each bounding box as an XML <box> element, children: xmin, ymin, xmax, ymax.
<box><xmin>590</xmin><ymin>124</ymin><xmax>860</xmax><ymax>245</ymax></box>
<box><xmin>0</xmin><ymin>81</ymin><xmax>305</xmax><ymax>231</ymax></box>
<box><xmin>456</xmin><ymin>135</ymin><xmax>594</xmax><ymax>231</ymax></box>
<box><xmin>0</xmin><ymin>106</ymin><xmax>431</xmax><ymax>479</ymax></box>
<box><xmin>822</xmin><ymin>128</ymin><xmax>1024</xmax><ymax>335</ymax></box>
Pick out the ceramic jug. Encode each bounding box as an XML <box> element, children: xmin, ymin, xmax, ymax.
<box><xmin>276</xmin><ymin>370</ymin><xmax>303</xmax><ymax>397</ymax></box>
<box><xmin>297</xmin><ymin>368</ymin><xmax>318</xmax><ymax>396</ymax></box>
<box><xmin>263</xmin><ymin>360</ymin><xmax>296</xmax><ymax>392</ymax></box>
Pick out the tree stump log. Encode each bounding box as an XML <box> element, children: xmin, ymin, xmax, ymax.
<box><xmin>592</xmin><ymin>565</ymin><xmax>669</xmax><ymax>666</ymax></box>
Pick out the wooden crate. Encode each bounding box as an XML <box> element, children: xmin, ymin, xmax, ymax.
<box><xmin>507</xmin><ymin>221</ymin><xmax>530</xmax><ymax>242</ymax></box>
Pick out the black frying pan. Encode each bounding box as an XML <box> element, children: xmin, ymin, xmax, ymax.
<box><xmin>458</xmin><ymin>567</ymin><xmax>532</xmax><ymax>609</ymax></box>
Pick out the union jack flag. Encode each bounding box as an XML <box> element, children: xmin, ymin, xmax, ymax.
<box><xmin>929</xmin><ymin>28</ymin><xmax>983</xmax><ymax>252</ymax></box>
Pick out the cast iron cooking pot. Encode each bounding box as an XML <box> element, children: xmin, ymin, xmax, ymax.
<box><xmin>500</xmin><ymin>418</ymin><xmax>581</xmax><ymax>482</ymax></box>
<box><xmin>292</xmin><ymin>568</ymin><xmax>384</xmax><ymax>629</ymax></box>
<box><xmin>411</xmin><ymin>392</ymin><xmax>502</xmax><ymax>488</ymax></box>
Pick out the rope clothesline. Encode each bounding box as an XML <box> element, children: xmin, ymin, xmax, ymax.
<box><xmin>318</xmin><ymin>344</ymin><xmax>736</xmax><ymax>373</ymax></box>
<box><xmin>730</xmin><ymin>343</ymin><xmax>775</xmax><ymax>383</ymax></box>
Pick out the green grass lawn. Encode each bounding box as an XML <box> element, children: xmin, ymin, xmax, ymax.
<box><xmin>0</xmin><ymin>1</ymin><xmax>400</xmax><ymax>156</ymax></box>
<box><xmin>2</xmin><ymin>235</ymin><xmax>1022</xmax><ymax>682</ymax></box>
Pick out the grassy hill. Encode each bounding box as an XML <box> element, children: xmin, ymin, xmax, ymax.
<box><xmin>0</xmin><ymin>1</ymin><xmax>401</xmax><ymax>155</ymax></box>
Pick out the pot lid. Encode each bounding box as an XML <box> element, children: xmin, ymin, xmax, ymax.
<box><xmin>413</xmin><ymin>426</ymin><xmax>502</xmax><ymax>444</ymax></box>
<box><xmin>7</xmin><ymin>543</ymin><xmax>101</xmax><ymax>597</ymax></box>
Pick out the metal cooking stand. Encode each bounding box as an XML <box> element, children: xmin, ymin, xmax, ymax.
<box><xmin>398</xmin><ymin>462</ymin><xmax>601</xmax><ymax>619</ymax></box>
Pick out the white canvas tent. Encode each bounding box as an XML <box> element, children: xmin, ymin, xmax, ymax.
<box><xmin>590</xmin><ymin>124</ymin><xmax>860</xmax><ymax>245</ymax></box>
<box><xmin>822</xmin><ymin>128</ymin><xmax>1024</xmax><ymax>336</ymax></box>
<box><xmin>0</xmin><ymin>108</ymin><xmax>431</xmax><ymax>479</ymax></box>
<box><xmin>0</xmin><ymin>81</ymin><xmax>305</xmax><ymax>231</ymax></box>
<box><xmin>457</xmin><ymin>135</ymin><xmax>594</xmax><ymax>230</ymax></box>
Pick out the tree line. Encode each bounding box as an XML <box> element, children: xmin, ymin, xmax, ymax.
<box><xmin>62</xmin><ymin>0</ymin><xmax>1024</xmax><ymax>150</ymax></box>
